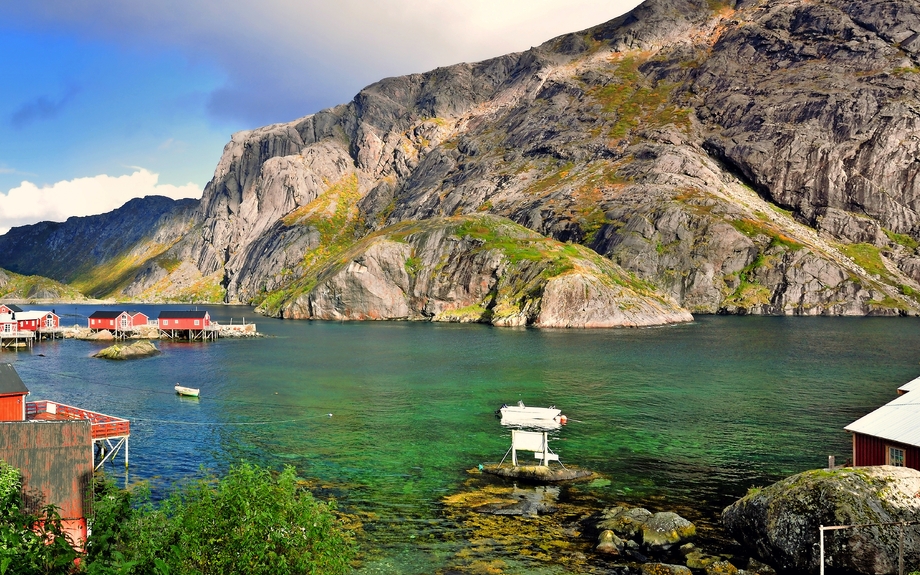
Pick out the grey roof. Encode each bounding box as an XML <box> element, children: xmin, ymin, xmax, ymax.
<box><xmin>0</xmin><ymin>363</ymin><xmax>28</xmax><ymax>395</ymax></box>
<box><xmin>845</xmin><ymin>387</ymin><xmax>920</xmax><ymax>448</ymax></box>
<box><xmin>89</xmin><ymin>311</ymin><xmax>127</xmax><ymax>319</ymax></box>
<box><xmin>2</xmin><ymin>304</ymin><xmax>22</xmax><ymax>313</ymax></box>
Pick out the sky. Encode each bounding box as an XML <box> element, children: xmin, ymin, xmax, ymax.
<box><xmin>0</xmin><ymin>0</ymin><xmax>642</xmax><ymax>235</ymax></box>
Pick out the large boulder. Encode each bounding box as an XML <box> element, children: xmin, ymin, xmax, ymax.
<box><xmin>723</xmin><ymin>466</ymin><xmax>920</xmax><ymax>574</ymax></box>
<box><xmin>93</xmin><ymin>340</ymin><xmax>161</xmax><ymax>360</ymax></box>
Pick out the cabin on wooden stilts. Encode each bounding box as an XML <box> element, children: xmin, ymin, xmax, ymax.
<box><xmin>157</xmin><ymin>310</ymin><xmax>217</xmax><ymax>341</ymax></box>
<box><xmin>0</xmin><ymin>314</ymin><xmax>33</xmax><ymax>349</ymax></box>
<box><xmin>0</xmin><ymin>363</ymin><xmax>131</xmax><ymax>551</ymax></box>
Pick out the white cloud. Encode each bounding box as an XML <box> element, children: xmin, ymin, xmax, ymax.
<box><xmin>0</xmin><ymin>169</ymin><xmax>201</xmax><ymax>234</ymax></box>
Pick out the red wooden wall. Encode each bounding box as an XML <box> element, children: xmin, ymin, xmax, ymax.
<box><xmin>852</xmin><ymin>433</ymin><xmax>920</xmax><ymax>470</ymax></box>
<box><xmin>0</xmin><ymin>421</ymin><xmax>93</xmax><ymax>548</ymax></box>
<box><xmin>0</xmin><ymin>393</ymin><xmax>25</xmax><ymax>421</ymax></box>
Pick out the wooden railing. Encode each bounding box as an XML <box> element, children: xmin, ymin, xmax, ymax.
<box><xmin>26</xmin><ymin>401</ymin><xmax>130</xmax><ymax>439</ymax></box>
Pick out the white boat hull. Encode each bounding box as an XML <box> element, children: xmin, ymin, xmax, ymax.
<box><xmin>499</xmin><ymin>404</ymin><xmax>561</xmax><ymax>420</ymax></box>
<box><xmin>175</xmin><ymin>385</ymin><xmax>200</xmax><ymax>397</ymax></box>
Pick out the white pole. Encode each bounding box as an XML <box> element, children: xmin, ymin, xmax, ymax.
<box><xmin>820</xmin><ymin>526</ymin><xmax>825</xmax><ymax>575</ymax></box>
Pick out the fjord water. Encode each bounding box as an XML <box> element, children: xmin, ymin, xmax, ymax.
<box><xmin>6</xmin><ymin>305</ymin><xmax>920</xmax><ymax>573</ymax></box>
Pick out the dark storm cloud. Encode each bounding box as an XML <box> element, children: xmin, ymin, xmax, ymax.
<box><xmin>9</xmin><ymin>85</ymin><xmax>81</xmax><ymax>129</ymax></box>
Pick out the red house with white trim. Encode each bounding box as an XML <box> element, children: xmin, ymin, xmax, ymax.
<box><xmin>0</xmin><ymin>314</ymin><xmax>17</xmax><ymax>335</ymax></box>
<box><xmin>12</xmin><ymin>311</ymin><xmax>58</xmax><ymax>332</ymax></box>
<box><xmin>88</xmin><ymin>311</ymin><xmax>132</xmax><ymax>331</ymax></box>
<box><xmin>0</xmin><ymin>304</ymin><xmax>23</xmax><ymax>315</ymax></box>
<box><xmin>845</xmin><ymin>376</ymin><xmax>920</xmax><ymax>470</ymax></box>
<box><xmin>158</xmin><ymin>310</ymin><xmax>211</xmax><ymax>330</ymax></box>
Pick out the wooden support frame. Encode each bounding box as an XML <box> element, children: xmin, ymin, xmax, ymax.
<box><xmin>94</xmin><ymin>436</ymin><xmax>129</xmax><ymax>471</ymax></box>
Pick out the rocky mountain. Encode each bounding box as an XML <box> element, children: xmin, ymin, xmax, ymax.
<box><xmin>3</xmin><ymin>0</ymin><xmax>920</xmax><ymax>325</ymax></box>
<box><xmin>0</xmin><ymin>267</ymin><xmax>87</xmax><ymax>302</ymax></box>
<box><xmin>0</xmin><ymin>196</ymin><xmax>199</xmax><ymax>300</ymax></box>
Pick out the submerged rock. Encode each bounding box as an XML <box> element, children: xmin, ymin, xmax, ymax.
<box><xmin>93</xmin><ymin>340</ymin><xmax>161</xmax><ymax>360</ymax></box>
<box><xmin>472</xmin><ymin>485</ymin><xmax>559</xmax><ymax>517</ymax></box>
<box><xmin>598</xmin><ymin>506</ymin><xmax>654</xmax><ymax>538</ymax></box>
<box><xmin>723</xmin><ymin>466</ymin><xmax>920</xmax><ymax>575</ymax></box>
<box><xmin>640</xmin><ymin>563</ymin><xmax>692</xmax><ymax>575</ymax></box>
<box><xmin>642</xmin><ymin>511</ymin><xmax>697</xmax><ymax>549</ymax></box>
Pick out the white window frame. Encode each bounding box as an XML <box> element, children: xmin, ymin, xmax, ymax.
<box><xmin>887</xmin><ymin>445</ymin><xmax>905</xmax><ymax>467</ymax></box>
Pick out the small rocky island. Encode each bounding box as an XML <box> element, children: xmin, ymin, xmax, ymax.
<box><xmin>93</xmin><ymin>340</ymin><xmax>161</xmax><ymax>360</ymax></box>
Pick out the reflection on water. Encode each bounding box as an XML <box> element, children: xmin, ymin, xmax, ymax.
<box><xmin>5</xmin><ymin>306</ymin><xmax>920</xmax><ymax>573</ymax></box>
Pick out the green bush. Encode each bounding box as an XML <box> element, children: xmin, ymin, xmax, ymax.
<box><xmin>86</xmin><ymin>462</ymin><xmax>355</xmax><ymax>575</ymax></box>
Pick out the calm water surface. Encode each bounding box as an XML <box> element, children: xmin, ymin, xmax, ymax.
<box><xmin>5</xmin><ymin>305</ymin><xmax>919</xmax><ymax>573</ymax></box>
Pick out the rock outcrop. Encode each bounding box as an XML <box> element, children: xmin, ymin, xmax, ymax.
<box><xmin>93</xmin><ymin>340</ymin><xmax>161</xmax><ymax>360</ymax></box>
<box><xmin>2</xmin><ymin>0</ymin><xmax>920</xmax><ymax>322</ymax></box>
<box><xmin>595</xmin><ymin>506</ymin><xmax>697</xmax><ymax>559</ymax></box>
<box><xmin>723</xmin><ymin>466</ymin><xmax>920</xmax><ymax>575</ymax></box>
<box><xmin>268</xmin><ymin>215</ymin><xmax>693</xmax><ymax>327</ymax></box>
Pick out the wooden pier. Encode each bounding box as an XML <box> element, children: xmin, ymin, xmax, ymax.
<box><xmin>0</xmin><ymin>330</ymin><xmax>34</xmax><ymax>349</ymax></box>
<box><xmin>158</xmin><ymin>325</ymin><xmax>220</xmax><ymax>341</ymax></box>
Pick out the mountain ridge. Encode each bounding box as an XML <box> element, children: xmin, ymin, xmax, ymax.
<box><xmin>2</xmin><ymin>0</ymin><xmax>920</xmax><ymax>323</ymax></box>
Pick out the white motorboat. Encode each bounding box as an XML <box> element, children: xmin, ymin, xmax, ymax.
<box><xmin>175</xmin><ymin>384</ymin><xmax>200</xmax><ymax>398</ymax></box>
<box><xmin>498</xmin><ymin>401</ymin><xmax>566</xmax><ymax>423</ymax></box>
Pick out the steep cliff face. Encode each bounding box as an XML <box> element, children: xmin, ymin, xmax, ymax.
<box><xmin>2</xmin><ymin>0</ymin><xmax>919</xmax><ymax>322</ymax></box>
<box><xmin>262</xmin><ymin>215</ymin><xmax>693</xmax><ymax>327</ymax></box>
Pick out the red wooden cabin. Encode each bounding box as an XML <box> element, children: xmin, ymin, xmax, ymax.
<box><xmin>158</xmin><ymin>310</ymin><xmax>211</xmax><ymax>329</ymax></box>
<box><xmin>0</xmin><ymin>304</ymin><xmax>23</xmax><ymax>315</ymax></box>
<box><xmin>131</xmin><ymin>312</ymin><xmax>149</xmax><ymax>327</ymax></box>
<box><xmin>845</xmin><ymin>376</ymin><xmax>920</xmax><ymax>470</ymax></box>
<box><xmin>0</xmin><ymin>420</ymin><xmax>93</xmax><ymax>551</ymax></box>
<box><xmin>88</xmin><ymin>310</ymin><xmax>131</xmax><ymax>331</ymax></box>
<box><xmin>39</xmin><ymin>311</ymin><xmax>60</xmax><ymax>329</ymax></box>
<box><xmin>0</xmin><ymin>363</ymin><xmax>28</xmax><ymax>421</ymax></box>
<box><xmin>0</xmin><ymin>364</ymin><xmax>132</xmax><ymax>551</ymax></box>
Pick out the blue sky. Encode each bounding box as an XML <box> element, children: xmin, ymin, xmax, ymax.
<box><xmin>0</xmin><ymin>0</ymin><xmax>641</xmax><ymax>233</ymax></box>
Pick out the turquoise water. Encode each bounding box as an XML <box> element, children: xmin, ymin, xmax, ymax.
<box><xmin>5</xmin><ymin>306</ymin><xmax>919</xmax><ymax>573</ymax></box>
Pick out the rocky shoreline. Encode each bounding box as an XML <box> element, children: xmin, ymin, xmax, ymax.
<box><xmin>59</xmin><ymin>325</ymin><xmax>264</xmax><ymax>340</ymax></box>
<box><xmin>441</xmin><ymin>465</ymin><xmax>920</xmax><ymax>575</ymax></box>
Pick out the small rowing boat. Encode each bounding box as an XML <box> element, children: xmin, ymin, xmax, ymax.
<box><xmin>175</xmin><ymin>385</ymin><xmax>200</xmax><ymax>398</ymax></box>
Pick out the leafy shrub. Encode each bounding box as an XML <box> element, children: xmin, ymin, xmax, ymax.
<box><xmin>86</xmin><ymin>462</ymin><xmax>355</xmax><ymax>575</ymax></box>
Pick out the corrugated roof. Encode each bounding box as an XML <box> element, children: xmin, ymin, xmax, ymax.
<box><xmin>845</xmin><ymin>389</ymin><xmax>920</xmax><ymax>448</ymax></box>
<box><xmin>0</xmin><ymin>363</ymin><xmax>28</xmax><ymax>395</ymax></box>
<box><xmin>898</xmin><ymin>376</ymin><xmax>920</xmax><ymax>393</ymax></box>
<box><xmin>158</xmin><ymin>311</ymin><xmax>208</xmax><ymax>319</ymax></box>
